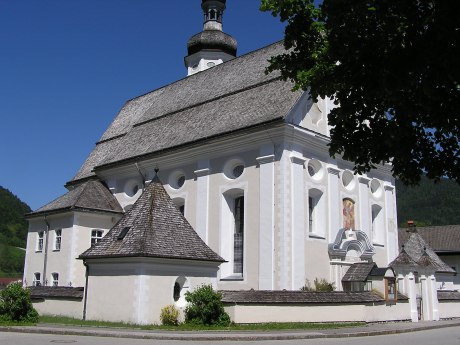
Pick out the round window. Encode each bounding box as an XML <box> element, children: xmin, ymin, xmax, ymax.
<box><xmin>207</xmin><ymin>61</ymin><xmax>216</xmax><ymax>67</ymax></box>
<box><xmin>224</xmin><ymin>159</ymin><xmax>245</xmax><ymax>179</ymax></box>
<box><xmin>341</xmin><ymin>170</ymin><xmax>356</xmax><ymax>190</ymax></box>
<box><xmin>169</xmin><ymin>171</ymin><xmax>186</xmax><ymax>190</ymax></box>
<box><xmin>307</xmin><ymin>159</ymin><xmax>324</xmax><ymax>180</ymax></box>
<box><xmin>124</xmin><ymin>179</ymin><xmax>141</xmax><ymax>198</ymax></box>
<box><xmin>370</xmin><ymin>179</ymin><xmax>382</xmax><ymax>197</ymax></box>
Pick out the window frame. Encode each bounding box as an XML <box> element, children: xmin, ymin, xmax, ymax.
<box><xmin>33</xmin><ymin>272</ymin><xmax>41</xmax><ymax>286</ymax></box>
<box><xmin>52</xmin><ymin>272</ymin><xmax>59</xmax><ymax>287</ymax></box>
<box><xmin>91</xmin><ymin>230</ymin><xmax>104</xmax><ymax>246</ymax></box>
<box><xmin>36</xmin><ymin>231</ymin><xmax>44</xmax><ymax>252</ymax></box>
<box><xmin>54</xmin><ymin>229</ymin><xmax>62</xmax><ymax>251</ymax></box>
<box><xmin>385</xmin><ymin>277</ymin><xmax>398</xmax><ymax>303</ymax></box>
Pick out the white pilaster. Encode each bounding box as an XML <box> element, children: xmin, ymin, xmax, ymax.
<box><xmin>420</xmin><ymin>274</ymin><xmax>431</xmax><ymax>321</ymax></box>
<box><xmin>358</xmin><ymin>177</ymin><xmax>370</xmax><ymax>234</ymax></box>
<box><xmin>327</xmin><ymin>167</ymin><xmax>341</xmax><ymax>241</ymax></box>
<box><xmin>257</xmin><ymin>153</ymin><xmax>275</xmax><ymax>290</ymax></box>
<box><xmin>290</xmin><ymin>155</ymin><xmax>306</xmax><ymax>290</ymax></box>
<box><xmin>406</xmin><ymin>272</ymin><xmax>419</xmax><ymax>322</ymax></box>
<box><xmin>384</xmin><ymin>185</ymin><xmax>398</xmax><ymax>262</ymax></box>
<box><xmin>194</xmin><ymin>161</ymin><xmax>210</xmax><ymax>243</ymax></box>
<box><xmin>276</xmin><ymin>146</ymin><xmax>291</xmax><ymax>289</ymax></box>
<box><xmin>429</xmin><ymin>274</ymin><xmax>440</xmax><ymax>320</ymax></box>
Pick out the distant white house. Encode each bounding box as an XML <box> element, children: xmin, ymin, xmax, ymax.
<box><xmin>23</xmin><ymin>0</ymin><xmax>459</xmax><ymax>324</ymax></box>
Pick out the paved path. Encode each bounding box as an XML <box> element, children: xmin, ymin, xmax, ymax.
<box><xmin>1</xmin><ymin>319</ymin><xmax>459</xmax><ymax>341</ymax></box>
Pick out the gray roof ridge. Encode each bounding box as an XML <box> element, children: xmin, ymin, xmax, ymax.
<box><xmin>96</xmin><ymin>133</ymin><xmax>127</xmax><ymax>145</ymax></box>
<box><xmin>72</xmin><ymin>181</ymin><xmax>91</xmax><ymax>210</ymax></box>
<box><xmin>122</xmin><ymin>40</ymin><xmax>283</xmax><ymax>105</ymax></box>
<box><xmin>133</xmin><ymin>76</ymin><xmax>282</xmax><ymax>129</ymax></box>
<box><xmin>92</xmin><ymin>117</ymin><xmax>283</xmax><ymax>173</ymax></box>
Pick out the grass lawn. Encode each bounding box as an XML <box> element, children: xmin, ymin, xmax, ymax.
<box><xmin>37</xmin><ymin>315</ymin><xmax>364</xmax><ymax>331</ymax></box>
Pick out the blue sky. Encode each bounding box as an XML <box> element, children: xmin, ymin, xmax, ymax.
<box><xmin>0</xmin><ymin>0</ymin><xmax>286</xmax><ymax>210</ymax></box>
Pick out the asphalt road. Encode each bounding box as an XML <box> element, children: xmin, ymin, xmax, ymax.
<box><xmin>1</xmin><ymin>326</ymin><xmax>460</xmax><ymax>345</ymax></box>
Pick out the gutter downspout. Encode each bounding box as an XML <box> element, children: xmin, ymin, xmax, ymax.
<box><xmin>135</xmin><ymin>162</ymin><xmax>146</xmax><ymax>188</ymax></box>
<box><xmin>43</xmin><ymin>216</ymin><xmax>50</xmax><ymax>286</ymax></box>
<box><xmin>82</xmin><ymin>260</ymin><xmax>89</xmax><ymax>320</ymax></box>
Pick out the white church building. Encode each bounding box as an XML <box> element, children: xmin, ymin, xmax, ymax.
<box><xmin>23</xmin><ymin>0</ymin><xmax>458</xmax><ymax>324</ymax></box>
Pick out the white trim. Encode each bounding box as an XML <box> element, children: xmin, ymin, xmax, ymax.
<box><xmin>194</xmin><ymin>164</ymin><xmax>210</xmax><ymax>242</ymax></box>
<box><xmin>257</xmin><ymin>152</ymin><xmax>275</xmax><ymax>290</ymax></box>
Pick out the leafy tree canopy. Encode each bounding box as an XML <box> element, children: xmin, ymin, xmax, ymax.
<box><xmin>261</xmin><ymin>0</ymin><xmax>460</xmax><ymax>184</ymax></box>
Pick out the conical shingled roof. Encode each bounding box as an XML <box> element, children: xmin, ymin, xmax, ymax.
<box><xmin>79</xmin><ymin>175</ymin><xmax>224</xmax><ymax>263</ymax></box>
<box><xmin>27</xmin><ymin>180</ymin><xmax>123</xmax><ymax>217</ymax></box>
<box><xmin>389</xmin><ymin>247</ymin><xmax>419</xmax><ymax>270</ymax></box>
<box><xmin>390</xmin><ymin>232</ymin><xmax>455</xmax><ymax>274</ymax></box>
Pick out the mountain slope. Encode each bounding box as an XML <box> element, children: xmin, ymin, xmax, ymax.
<box><xmin>0</xmin><ymin>186</ymin><xmax>31</xmax><ymax>248</ymax></box>
<box><xmin>396</xmin><ymin>177</ymin><xmax>460</xmax><ymax>227</ymax></box>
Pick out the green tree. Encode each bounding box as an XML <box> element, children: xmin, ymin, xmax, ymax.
<box><xmin>261</xmin><ymin>0</ymin><xmax>460</xmax><ymax>184</ymax></box>
<box><xmin>184</xmin><ymin>285</ymin><xmax>230</xmax><ymax>326</ymax></box>
<box><xmin>0</xmin><ymin>282</ymin><xmax>39</xmax><ymax>323</ymax></box>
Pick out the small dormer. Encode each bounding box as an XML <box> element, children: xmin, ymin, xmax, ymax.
<box><xmin>185</xmin><ymin>0</ymin><xmax>237</xmax><ymax>76</ymax></box>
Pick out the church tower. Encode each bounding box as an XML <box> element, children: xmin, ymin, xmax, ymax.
<box><xmin>185</xmin><ymin>0</ymin><xmax>237</xmax><ymax>76</ymax></box>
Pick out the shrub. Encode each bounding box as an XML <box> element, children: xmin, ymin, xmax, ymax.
<box><xmin>301</xmin><ymin>278</ymin><xmax>335</xmax><ymax>292</ymax></box>
<box><xmin>160</xmin><ymin>305</ymin><xmax>180</xmax><ymax>326</ymax></box>
<box><xmin>0</xmin><ymin>282</ymin><xmax>39</xmax><ymax>322</ymax></box>
<box><xmin>184</xmin><ymin>284</ymin><xmax>230</xmax><ymax>326</ymax></box>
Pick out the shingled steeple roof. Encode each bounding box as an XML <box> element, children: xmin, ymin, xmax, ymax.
<box><xmin>79</xmin><ymin>174</ymin><xmax>224</xmax><ymax>263</ymax></box>
<box><xmin>26</xmin><ymin>180</ymin><xmax>123</xmax><ymax>218</ymax></box>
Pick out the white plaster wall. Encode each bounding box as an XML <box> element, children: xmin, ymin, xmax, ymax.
<box><xmin>32</xmin><ymin>299</ymin><xmax>83</xmax><ymax>319</ymax></box>
<box><xmin>24</xmin><ymin>215</ymin><xmax>73</xmax><ymax>287</ymax></box>
<box><xmin>438</xmin><ymin>301</ymin><xmax>460</xmax><ymax>319</ymax></box>
<box><xmin>225</xmin><ymin>302</ymin><xmax>410</xmax><ymax>323</ymax></box>
<box><xmin>85</xmin><ymin>260</ymin><xmax>219</xmax><ymax>325</ymax></box>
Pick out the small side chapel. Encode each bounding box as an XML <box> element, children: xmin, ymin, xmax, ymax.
<box><xmin>23</xmin><ymin>0</ymin><xmax>418</xmax><ymax>324</ymax></box>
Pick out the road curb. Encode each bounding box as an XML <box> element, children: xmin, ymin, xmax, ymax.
<box><xmin>1</xmin><ymin>321</ymin><xmax>460</xmax><ymax>341</ymax></box>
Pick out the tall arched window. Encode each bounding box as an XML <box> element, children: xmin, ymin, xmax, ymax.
<box><xmin>220</xmin><ymin>189</ymin><xmax>245</xmax><ymax>278</ymax></box>
<box><xmin>308</xmin><ymin>188</ymin><xmax>325</xmax><ymax>238</ymax></box>
<box><xmin>372</xmin><ymin>204</ymin><xmax>384</xmax><ymax>245</ymax></box>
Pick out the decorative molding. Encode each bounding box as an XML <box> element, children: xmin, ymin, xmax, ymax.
<box><xmin>358</xmin><ymin>176</ymin><xmax>371</xmax><ymax>184</ymax></box>
<box><xmin>384</xmin><ymin>185</ymin><xmax>395</xmax><ymax>191</ymax></box>
<box><xmin>256</xmin><ymin>154</ymin><xmax>275</xmax><ymax>165</ymax></box>
<box><xmin>327</xmin><ymin>167</ymin><xmax>340</xmax><ymax>176</ymax></box>
<box><xmin>194</xmin><ymin>168</ymin><xmax>210</xmax><ymax>177</ymax></box>
<box><xmin>290</xmin><ymin>156</ymin><xmax>307</xmax><ymax>165</ymax></box>
<box><xmin>328</xmin><ymin>228</ymin><xmax>375</xmax><ymax>260</ymax></box>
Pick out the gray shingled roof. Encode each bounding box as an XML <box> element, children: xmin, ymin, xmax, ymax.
<box><xmin>391</xmin><ymin>231</ymin><xmax>455</xmax><ymax>274</ymax></box>
<box><xmin>71</xmin><ymin>42</ymin><xmax>302</xmax><ymax>182</ymax></box>
<box><xmin>221</xmin><ymin>290</ymin><xmax>388</xmax><ymax>304</ymax></box>
<box><xmin>399</xmin><ymin>225</ymin><xmax>460</xmax><ymax>253</ymax></box>
<box><xmin>27</xmin><ymin>180</ymin><xmax>123</xmax><ymax>217</ymax></box>
<box><xmin>342</xmin><ymin>262</ymin><xmax>386</xmax><ymax>282</ymax></box>
<box><xmin>437</xmin><ymin>290</ymin><xmax>460</xmax><ymax>301</ymax></box>
<box><xmin>79</xmin><ymin>175</ymin><xmax>224</xmax><ymax>263</ymax></box>
<box><xmin>389</xmin><ymin>247</ymin><xmax>420</xmax><ymax>270</ymax></box>
<box><xmin>29</xmin><ymin>286</ymin><xmax>84</xmax><ymax>299</ymax></box>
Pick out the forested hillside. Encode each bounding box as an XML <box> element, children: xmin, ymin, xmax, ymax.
<box><xmin>396</xmin><ymin>177</ymin><xmax>460</xmax><ymax>227</ymax></box>
<box><xmin>0</xmin><ymin>186</ymin><xmax>31</xmax><ymax>276</ymax></box>
<box><xmin>0</xmin><ymin>186</ymin><xmax>31</xmax><ymax>248</ymax></box>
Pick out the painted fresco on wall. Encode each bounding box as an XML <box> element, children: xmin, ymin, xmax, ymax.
<box><xmin>343</xmin><ymin>198</ymin><xmax>355</xmax><ymax>229</ymax></box>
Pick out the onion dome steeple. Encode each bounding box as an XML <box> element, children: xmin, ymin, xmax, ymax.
<box><xmin>185</xmin><ymin>0</ymin><xmax>237</xmax><ymax>76</ymax></box>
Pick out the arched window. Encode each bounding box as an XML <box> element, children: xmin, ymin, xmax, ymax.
<box><xmin>220</xmin><ymin>189</ymin><xmax>245</xmax><ymax>278</ymax></box>
<box><xmin>372</xmin><ymin>204</ymin><xmax>384</xmax><ymax>245</ymax></box>
<box><xmin>172</xmin><ymin>197</ymin><xmax>185</xmax><ymax>216</ymax></box>
<box><xmin>308</xmin><ymin>188</ymin><xmax>325</xmax><ymax>238</ymax></box>
<box><xmin>173</xmin><ymin>277</ymin><xmax>189</xmax><ymax>308</ymax></box>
